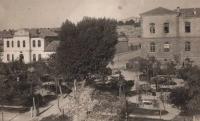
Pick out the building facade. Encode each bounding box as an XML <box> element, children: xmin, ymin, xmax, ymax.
<box><xmin>140</xmin><ymin>7</ymin><xmax>200</xmax><ymax>65</ymax></box>
<box><xmin>3</xmin><ymin>29</ymin><xmax>59</xmax><ymax>63</ymax></box>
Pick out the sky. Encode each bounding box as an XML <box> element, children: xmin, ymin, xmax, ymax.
<box><xmin>0</xmin><ymin>0</ymin><xmax>200</xmax><ymax>29</ymax></box>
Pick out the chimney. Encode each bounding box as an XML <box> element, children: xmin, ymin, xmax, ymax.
<box><xmin>176</xmin><ymin>7</ymin><xmax>181</xmax><ymax>16</ymax></box>
<box><xmin>36</xmin><ymin>29</ymin><xmax>41</xmax><ymax>34</ymax></box>
<box><xmin>193</xmin><ymin>8</ymin><xmax>197</xmax><ymax>15</ymax></box>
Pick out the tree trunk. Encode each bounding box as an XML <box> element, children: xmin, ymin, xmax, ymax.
<box><xmin>81</xmin><ymin>79</ymin><xmax>86</xmax><ymax>88</ymax></box>
<box><xmin>162</xmin><ymin>101</ymin><xmax>166</xmax><ymax>110</ymax></box>
<box><xmin>59</xmin><ymin>84</ymin><xmax>63</xmax><ymax>96</ymax></box>
<box><xmin>74</xmin><ymin>79</ymin><xmax>77</xmax><ymax>99</ymax></box>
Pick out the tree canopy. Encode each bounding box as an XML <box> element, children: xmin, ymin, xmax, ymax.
<box><xmin>55</xmin><ymin>17</ymin><xmax>118</xmax><ymax>81</ymax></box>
<box><xmin>170</xmin><ymin>65</ymin><xmax>200</xmax><ymax>114</ymax></box>
<box><xmin>0</xmin><ymin>60</ymin><xmax>50</xmax><ymax>106</ymax></box>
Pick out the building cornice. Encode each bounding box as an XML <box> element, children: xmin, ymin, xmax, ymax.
<box><xmin>141</xmin><ymin>36</ymin><xmax>200</xmax><ymax>39</ymax></box>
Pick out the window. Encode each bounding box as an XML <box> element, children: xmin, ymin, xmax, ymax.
<box><xmin>33</xmin><ymin>40</ymin><xmax>36</xmax><ymax>47</ymax></box>
<box><xmin>38</xmin><ymin>54</ymin><xmax>42</xmax><ymax>61</ymax></box>
<box><xmin>12</xmin><ymin>41</ymin><xmax>14</xmax><ymax>47</ymax></box>
<box><xmin>23</xmin><ymin>40</ymin><xmax>26</xmax><ymax>47</ymax></box>
<box><xmin>33</xmin><ymin>54</ymin><xmax>36</xmax><ymax>62</ymax></box>
<box><xmin>150</xmin><ymin>23</ymin><xmax>155</xmax><ymax>33</ymax></box>
<box><xmin>150</xmin><ymin>42</ymin><xmax>156</xmax><ymax>52</ymax></box>
<box><xmin>164</xmin><ymin>23</ymin><xmax>169</xmax><ymax>33</ymax></box>
<box><xmin>38</xmin><ymin>40</ymin><xmax>41</xmax><ymax>47</ymax></box>
<box><xmin>19</xmin><ymin>53</ymin><xmax>24</xmax><ymax>62</ymax></box>
<box><xmin>185</xmin><ymin>22</ymin><xmax>191</xmax><ymax>33</ymax></box>
<box><xmin>185</xmin><ymin>41</ymin><xmax>191</xmax><ymax>51</ymax></box>
<box><xmin>6</xmin><ymin>41</ymin><xmax>9</xmax><ymax>48</ymax></box>
<box><xmin>12</xmin><ymin>54</ymin><xmax>14</xmax><ymax>62</ymax></box>
<box><xmin>7</xmin><ymin>54</ymin><xmax>10</xmax><ymax>61</ymax></box>
<box><xmin>164</xmin><ymin>42</ymin><xmax>170</xmax><ymax>52</ymax></box>
<box><xmin>17</xmin><ymin>41</ymin><xmax>20</xmax><ymax>47</ymax></box>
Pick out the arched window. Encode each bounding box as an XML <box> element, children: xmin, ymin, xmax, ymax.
<box><xmin>150</xmin><ymin>42</ymin><xmax>156</xmax><ymax>52</ymax></box>
<box><xmin>33</xmin><ymin>40</ymin><xmax>36</xmax><ymax>47</ymax></box>
<box><xmin>33</xmin><ymin>54</ymin><xmax>36</xmax><ymax>62</ymax></box>
<box><xmin>185</xmin><ymin>41</ymin><xmax>191</xmax><ymax>51</ymax></box>
<box><xmin>11</xmin><ymin>41</ymin><xmax>14</xmax><ymax>47</ymax></box>
<box><xmin>6</xmin><ymin>41</ymin><xmax>10</xmax><ymax>47</ymax></box>
<box><xmin>164</xmin><ymin>42</ymin><xmax>170</xmax><ymax>52</ymax></box>
<box><xmin>23</xmin><ymin>40</ymin><xmax>26</xmax><ymax>47</ymax></box>
<box><xmin>38</xmin><ymin>54</ymin><xmax>42</xmax><ymax>61</ymax></box>
<box><xmin>38</xmin><ymin>40</ymin><xmax>41</xmax><ymax>47</ymax></box>
<box><xmin>7</xmin><ymin>54</ymin><xmax>10</xmax><ymax>61</ymax></box>
<box><xmin>17</xmin><ymin>41</ymin><xmax>20</xmax><ymax>47</ymax></box>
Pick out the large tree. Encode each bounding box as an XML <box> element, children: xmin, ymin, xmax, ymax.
<box><xmin>55</xmin><ymin>17</ymin><xmax>118</xmax><ymax>81</ymax></box>
<box><xmin>170</xmin><ymin>65</ymin><xmax>200</xmax><ymax>114</ymax></box>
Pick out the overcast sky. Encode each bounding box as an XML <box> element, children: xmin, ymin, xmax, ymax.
<box><xmin>0</xmin><ymin>0</ymin><xmax>200</xmax><ymax>29</ymax></box>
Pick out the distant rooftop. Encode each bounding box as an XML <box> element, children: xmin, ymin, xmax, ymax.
<box><xmin>178</xmin><ymin>8</ymin><xmax>200</xmax><ymax>17</ymax></box>
<box><xmin>117</xmin><ymin>25</ymin><xmax>141</xmax><ymax>38</ymax></box>
<box><xmin>141</xmin><ymin>7</ymin><xmax>200</xmax><ymax>18</ymax></box>
<box><xmin>28</xmin><ymin>28</ymin><xmax>58</xmax><ymax>38</ymax></box>
<box><xmin>0</xmin><ymin>28</ymin><xmax>59</xmax><ymax>39</ymax></box>
<box><xmin>44</xmin><ymin>40</ymin><xmax>60</xmax><ymax>52</ymax></box>
<box><xmin>0</xmin><ymin>30</ymin><xmax>14</xmax><ymax>38</ymax></box>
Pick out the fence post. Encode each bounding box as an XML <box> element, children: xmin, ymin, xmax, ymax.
<box><xmin>1</xmin><ymin>111</ymin><xmax>3</xmax><ymax>121</ymax></box>
<box><xmin>193</xmin><ymin>115</ymin><xmax>195</xmax><ymax>121</ymax></box>
<box><xmin>31</xmin><ymin>107</ymin><xmax>33</xmax><ymax>117</ymax></box>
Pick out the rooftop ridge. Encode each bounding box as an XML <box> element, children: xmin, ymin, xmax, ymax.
<box><xmin>141</xmin><ymin>7</ymin><xmax>177</xmax><ymax>16</ymax></box>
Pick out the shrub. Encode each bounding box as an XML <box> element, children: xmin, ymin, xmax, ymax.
<box><xmin>41</xmin><ymin>115</ymin><xmax>72</xmax><ymax>121</ymax></box>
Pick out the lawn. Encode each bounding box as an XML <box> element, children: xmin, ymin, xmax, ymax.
<box><xmin>128</xmin><ymin>117</ymin><xmax>168</xmax><ymax>121</ymax></box>
<box><xmin>127</xmin><ymin>102</ymin><xmax>168</xmax><ymax>116</ymax></box>
<box><xmin>126</xmin><ymin>90</ymin><xmax>138</xmax><ymax>97</ymax></box>
<box><xmin>0</xmin><ymin>106</ymin><xmax>29</xmax><ymax>113</ymax></box>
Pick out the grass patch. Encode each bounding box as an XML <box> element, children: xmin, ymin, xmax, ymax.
<box><xmin>0</xmin><ymin>107</ymin><xmax>29</xmax><ymax>113</ymax></box>
<box><xmin>126</xmin><ymin>90</ymin><xmax>138</xmax><ymax>97</ymax></box>
<box><xmin>90</xmin><ymin>78</ymin><xmax>134</xmax><ymax>96</ymax></box>
<box><xmin>92</xmin><ymin>90</ymin><xmax>120</xmax><ymax>113</ymax></box>
<box><xmin>128</xmin><ymin>102</ymin><xmax>168</xmax><ymax>116</ymax></box>
<box><xmin>128</xmin><ymin>117</ymin><xmax>168</xmax><ymax>121</ymax></box>
<box><xmin>40</xmin><ymin>114</ymin><xmax>72</xmax><ymax>121</ymax></box>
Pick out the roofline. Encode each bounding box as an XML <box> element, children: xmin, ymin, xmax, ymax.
<box><xmin>140</xmin><ymin>12</ymin><xmax>177</xmax><ymax>17</ymax></box>
<box><xmin>140</xmin><ymin>7</ymin><xmax>177</xmax><ymax>16</ymax></box>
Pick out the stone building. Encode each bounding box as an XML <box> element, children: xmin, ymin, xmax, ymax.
<box><xmin>116</xmin><ymin>25</ymin><xmax>142</xmax><ymax>53</ymax></box>
<box><xmin>3</xmin><ymin>29</ymin><xmax>59</xmax><ymax>63</ymax></box>
<box><xmin>140</xmin><ymin>7</ymin><xmax>200</xmax><ymax>65</ymax></box>
<box><xmin>2</xmin><ymin>27</ymin><xmax>132</xmax><ymax>63</ymax></box>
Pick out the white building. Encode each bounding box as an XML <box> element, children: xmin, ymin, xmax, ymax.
<box><xmin>3</xmin><ymin>29</ymin><xmax>59</xmax><ymax>63</ymax></box>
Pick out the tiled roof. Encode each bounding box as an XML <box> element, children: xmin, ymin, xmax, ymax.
<box><xmin>44</xmin><ymin>40</ymin><xmax>60</xmax><ymax>52</ymax></box>
<box><xmin>0</xmin><ymin>30</ymin><xmax>14</xmax><ymax>38</ymax></box>
<box><xmin>0</xmin><ymin>28</ymin><xmax>58</xmax><ymax>39</ymax></box>
<box><xmin>29</xmin><ymin>28</ymin><xmax>58</xmax><ymax>38</ymax></box>
<box><xmin>179</xmin><ymin>8</ymin><xmax>200</xmax><ymax>17</ymax></box>
<box><xmin>141</xmin><ymin>7</ymin><xmax>177</xmax><ymax>16</ymax></box>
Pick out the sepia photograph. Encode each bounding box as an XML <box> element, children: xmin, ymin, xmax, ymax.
<box><xmin>0</xmin><ymin>0</ymin><xmax>200</xmax><ymax>121</ymax></box>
